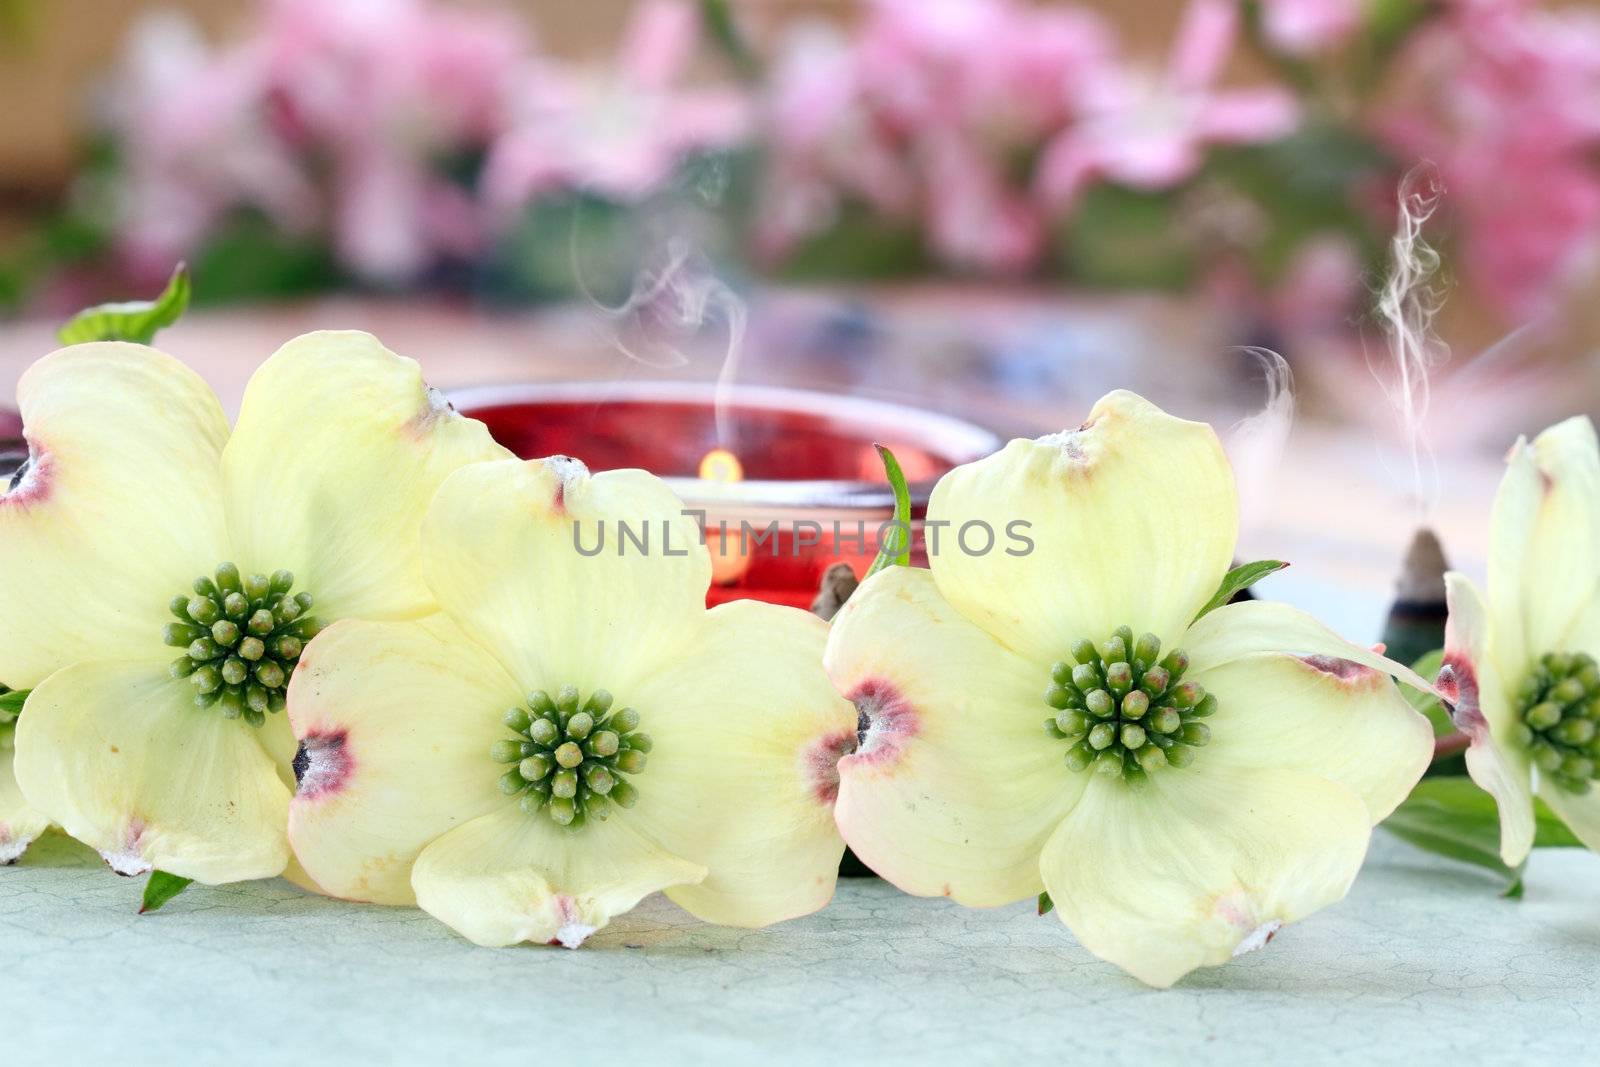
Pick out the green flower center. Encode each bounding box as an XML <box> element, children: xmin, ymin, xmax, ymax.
<box><xmin>164</xmin><ymin>563</ymin><xmax>320</xmax><ymax>727</ymax></box>
<box><xmin>492</xmin><ymin>685</ymin><xmax>652</xmax><ymax>830</ymax></box>
<box><xmin>1514</xmin><ymin>651</ymin><xmax>1600</xmax><ymax>795</ymax></box>
<box><xmin>1043</xmin><ymin>625</ymin><xmax>1213</xmax><ymax>785</ymax></box>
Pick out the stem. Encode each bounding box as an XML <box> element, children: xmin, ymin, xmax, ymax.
<box><xmin>1432</xmin><ymin>732</ymin><xmax>1470</xmax><ymax>761</ymax></box>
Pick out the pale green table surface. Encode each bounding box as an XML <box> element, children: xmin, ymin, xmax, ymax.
<box><xmin>6</xmin><ymin>830</ymin><xmax>1597</xmax><ymax>1064</ymax></box>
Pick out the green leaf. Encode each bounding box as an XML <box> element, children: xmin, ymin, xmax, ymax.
<box><xmin>1057</xmin><ymin>183</ymin><xmax>1200</xmax><ymax>290</ymax></box>
<box><xmin>1037</xmin><ymin>891</ymin><xmax>1054</xmax><ymax>916</ymax></box>
<box><xmin>775</xmin><ymin>208</ymin><xmax>930</xmax><ymax>282</ymax></box>
<box><xmin>1382</xmin><ymin>777</ymin><xmax>1524</xmax><ymax>895</ymax></box>
<box><xmin>139</xmin><ymin>870</ymin><xmax>194</xmax><ymax>914</ymax></box>
<box><xmin>864</xmin><ymin>444</ymin><xmax>912</xmax><ymax>579</ymax></box>
<box><xmin>0</xmin><ymin>687</ymin><xmax>27</xmax><ymax>714</ymax></box>
<box><xmin>58</xmin><ymin>263</ymin><xmax>190</xmax><ymax>346</ymax></box>
<box><xmin>1403</xmin><ymin>649</ymin><xmax>1452</xmax><ymax>737</ymax></box>
<box><xmin>1533</xmin><ymin>800</ymin><xmax>1585</xmax><ymax>848</ymax></box>
<box><xmin>1194</xmin><ymin>560</ymin><xmax>1288</xmax><ymax>621</ymax></box>
<box><xmin>697</xmin><ymin>0</ymin><xmax>759</xmax><ymax>79</ymax></box>
<box><xmin>189</xmin><ymin>215</ymin><xmax>342</xmax><ymax>303</ymax></box>
<box><xmin>1381</xmin><ymin>777</ymin><xmax>1583</xmax><ymax>896</ymax></box>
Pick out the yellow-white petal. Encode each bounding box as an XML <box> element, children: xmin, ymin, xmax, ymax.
<box><xmin>1442</xmin><ymin>572</ymin><xmax>1535</xmax><ymax>866</ymax></box>
<box><xmin>1</xmin><ymin>742</ymin><xmax>50</xmax><ymax>864</ymax></box>
<box><xmin>420</xmin><ymin>457</ymin><xmax>711</xmax><ymax>695</ymax></box>
<box><xmin>410</xmin><ymin>803</ymin><xmax>706</xmax><ymax>947</ymax></box>
<box><xmin>286</xmin><ymin>615</ymin><xmax>521</xmax><ymax>904</ymax></box>
<box><xmin>1184</xmin><ymin>600</ymin><xmax>1436</xmax><ymax>694</ymax></box>
<box><xmin>0</xmin><ymin>344</ymin><xmax>230</xmax><ymax>687</ymax></box>
<box><xmin>222</xmin><ymin>331</ymin><xmax>510</xmax><ymax>624</ymax></box>
<box><xmin>1198</xmin><ymin>652</ymin><xmax>1432</xmax><ymax>822</ymax></box>
<box><xmin>624</xmin><ymin>600</ymin><xmax>853</xmax><ymax>927</ymax></box>
<box><xmin>928</xmin><ymin>390</ymin><xmax>1237</xmax><ymax>664</ymax></box>
<box><xmin>1040</xmin><ymin>767</ymin><xmax>1371</xmax><ymax>988</ymax></box>
<box><xmin>14</xmin><ymin>660</ymin><xmax>289</xmax><ymax>883</ymax></box>
<box><xmin>1487</xmin><ymin>417</ymin><xmax>1600</xmax><ymax>671</ymax></box>
<box><xmin>824</xmin><ymin>566</ymin><xmax>1085</xmax><ymax>906</ymax></box>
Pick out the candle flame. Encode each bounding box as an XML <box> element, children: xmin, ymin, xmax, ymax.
<box><xmin>698</xmin><ymin>447</ymin><xmax>744</xmax><ymax>484</ymax></box>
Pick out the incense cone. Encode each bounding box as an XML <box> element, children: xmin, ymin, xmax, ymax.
<box><xmin>811</xmin><ymin>562</ymin><xmax>860</xmax><ymax>622</ymax></box>
<box><xmin>1381</xmin><ymin>527</ymin><xmax>1449</xmax><ymax>667</ymax></box>
<box><xmin>810</xmin><ymin>561</ymin><xmax>878</xmax><ymax>878</ymax></box>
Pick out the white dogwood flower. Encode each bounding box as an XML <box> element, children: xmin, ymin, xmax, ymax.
<box><xmin>1440</xmin><ymin>416</ymin><xmax>1600</xmax><ymax>865</ymax></box>
<box><xmin>0</xmin><ymin>332</ymin><xmax>507</xmax><ymax>881</ymax></box>
<box><xmin>287</xmin><ymin>456</ymin><xmax>855</xmax><ymax>946</ymax></box>
<box><xmin>823</xmin><ymin>390</ymin><xmax>1434</xmax><ymax>987</ymax></box>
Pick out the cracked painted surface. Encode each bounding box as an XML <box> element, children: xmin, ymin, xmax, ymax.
<box><xmin>3</xmin><ymin>832</ymin><xmax>1598</xmax><ymax>1062</ymax></box>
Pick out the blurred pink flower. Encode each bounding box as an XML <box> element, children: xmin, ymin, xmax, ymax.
<box><xmin>853</xmin><ymin>0</ymin><xmax>1109</xmax><ymax>136</ymax></box>
<box><xmin>109</xmin><ymin>12</ymin><xmax>316</xmax><ymax>279</ymax></box>
<box><xmin>1381</xmin><ymin>0</ymin><xmax>1600</xmax><ymax>319</ymax></box>
<box><xmin>1036</xmin><ymin>0</ymin><xmax>1298</xmax><ymax>207</ymax></box>
<box><xmin>258</xmin><ymin>0</ymin><xmax>523</xmax><ymax>281</ymax></box>
<box><xmin>481</xmin><ymin>0</ymin><xmax>750</xmax><ymax>215</ymax></box>
<box><xmin>108</xmin><ymin>0</ymin><xmax>523</xmax><ymax>285</ymax></box>
<box><xmin>759</xmin><ymin>0</ymin><xmax>1114</xmax><ymax>273</ymax></box>
<box><xmin>1257</xmin><ymin>0</ymin><xmax>1363</xmax><ymax>56</ymax></box>
<box><xmin>923</xmin><ymin>130</ymin><xmax>1046</xmax><ymax>274</ymax></box>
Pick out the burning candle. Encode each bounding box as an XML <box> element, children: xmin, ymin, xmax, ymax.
<box><xmin>448</xmin><ymin>382</ymin><xmax>1001</xmax><ymax>610</ymax></box>
<box><xmin>696</xmin><ymin>447</ymin><xmax>753</xmax><ymax>586</ymax></box>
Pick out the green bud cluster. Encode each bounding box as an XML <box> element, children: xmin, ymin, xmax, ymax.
<box><xmin>1515</xmin><ymin>651</ymin><xmax>1600</xmax><ymax>795</ymax></box>
<box><xmin>164</xmin><ymin>563</ymin><xmax>319</xmax><ymax>726</ymax></box>
<box><xmin>1043</xmin><ymin>626</ymin><xmax>1214</xmax><ymax>785</ymax></box>
<box><xmin>491</xmin><ymin>686</ymin><xmax>652</xmax><ymax>830</ymax></box>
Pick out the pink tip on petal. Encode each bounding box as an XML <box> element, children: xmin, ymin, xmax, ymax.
<box><xmin>1</xmin><ymin>438</ymin><xmax>53</xmax><ymax>509</ymax></box>
<box><xmin>542</xmin><ymin>454</ymin><xmax>588</xmax><ymax>516</ymax></box>
<box><xmin>293</xmin><ymin>730</ymin><xmax>354</xmax><ymax>801</ymax></box>
<box><xmin>803</xmin><ymin>727</ymin><xmax>859</xmax><ymax>806</ymax></box>
<box><xmin>0</xmin><ymin>827</ymin><xmax>33</xmax><ymax>866</ymax></box>
<box><xmin>548</xmin><ymin>894</ymin><xmax>596</xmax><ymax>949</ymax></box>
<box><xmin>1212</xmin><ymin>888</ymin><xmax>1279</xmax><ymax>955</ymax></box>
<box><xmin>1437</xmin><ymin>656</ymin><xmax>1489</xmax><ymax>741</ymax></box>
<box><xmin>405</xmin><ymin>386</ymin><xmax>456</xmax><ymax>438</ymax></box>
<box><xmin>1298</xmin><ymin>654</ymin><xmax>1384</xmax><ymax>688</ymax></box>
<box><xmin>840</xmin><ymin>677</ymin><xmax>920</xmax><ymax>772</ymax></box>
<box><xmin>1232</xmin><ymin>919</ymin><xmax>1283</xmax><ymax>957</ymax></box>
<box><xmin>99</xmin><ymin>819</ymin><xmax>151</xmax><ymax>877</ymax></box>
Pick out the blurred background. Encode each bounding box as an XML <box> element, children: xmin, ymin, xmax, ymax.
<box><xmin>2</xmin><ymin>0</ymin><xmax>1598</xmax><ymax>633</ymax></box>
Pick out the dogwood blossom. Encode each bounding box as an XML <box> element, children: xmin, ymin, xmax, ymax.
<box><xmin>822</xmin><ymin>391</ymin><xmax>1433</xmax><ymax>986</ymax></box>
<box><xmin>0</xmin><ymin>331</ymin><xmax>507</xmax><ymax>882</ymax></box>
<box><xmin>287</xmin><ymin>456</ymin><xmax>854</xmax><ymax>946</ymax></box>
<box><xmin>1440</xmin><ymin>416</ymin><xmax>1600</xmax><ymax>864</ymax></box>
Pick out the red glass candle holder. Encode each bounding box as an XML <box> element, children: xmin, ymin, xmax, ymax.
<box><xmin>0</xmin><ymin>407</ymin><xmax>24</xmax><ymax>484</ymax></box>
<box><xmin>448</xmin><ymin>382</ymin><xmax>1002</xmax><ymax>609</ymax></box>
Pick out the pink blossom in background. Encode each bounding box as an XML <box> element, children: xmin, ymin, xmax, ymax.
<box><xmin>107</xmin><ymin>0</ymin><xmax>756</xmax><ymax>285</ymax></box>
<box><xmin>109</xmin><ymin>12</ymin><xmax>315</xmax><ymax>280</ymax></box>
<box><xmin>852</xmin><ymin>0</ymin><xmax>1110</xmax><ymax>137</ymax></box>
<box><xmin>1035</xmin><ymin>0</ymin><xmax>1298</xmax><ymax>208</ymax></box>
<box><xmin>1256</xmin><ymin>0</ymin><xmax>1363</xmax><ymax>56</ymax></box>
<box><xmin>922</xmin><ymin>129</ymin><xmax>1046</xmax><ymax>274</ymax></box>
<box><xmin>754</xmin><ymin>24</ymin><xmax>917</xmax><ymax>262</ymax></box>
<box><xmin>256</xmin><ymin>0</ymin><xmax>523</xmax><ymax>281</ymax></box>
<box><xmin>109</xmin><ymin>0</ymin><xmax>525</xmax><ymax>284</ymax></box>
<box><xmin>759</xmin><ymin>0</ymin><xmax>1116</xmax><ymax>273</ymax></box>
<box><xmin>481</xmin><ymin>0</ymin><xmax>751</xmax><ymax>217</ymax></box>
<box><xmin>1381</xmin><ymin>0</ymin><xmax>1600</xmax><ymax>320</ymax></box>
